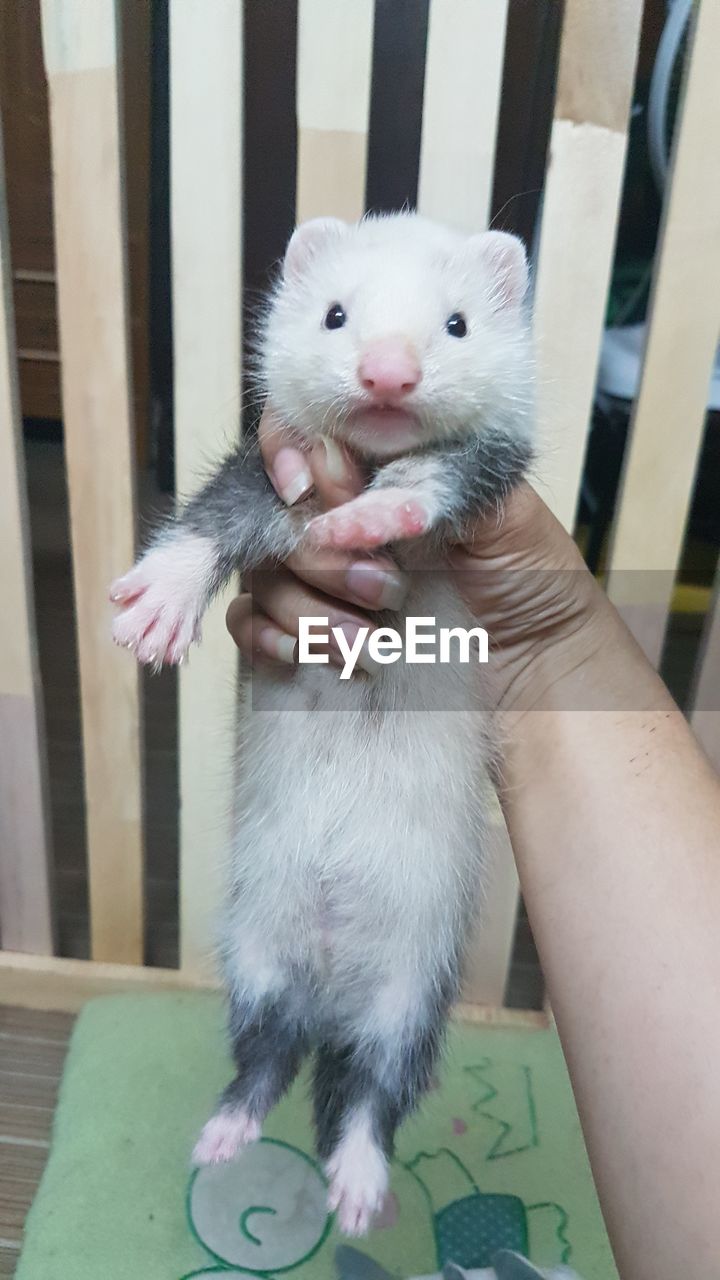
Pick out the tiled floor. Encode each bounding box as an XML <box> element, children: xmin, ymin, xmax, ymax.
<box><xmin>0</xmin><ymin>1006</ymin><xmax>75</xmax><ymax>1278</ymax></box>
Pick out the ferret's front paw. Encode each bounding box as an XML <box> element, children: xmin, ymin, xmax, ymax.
<box><xmin>325</xmin><ymin>1140</ymin><xmax>389</xmax><ymax>1237</ymax></box>
<box><xmin>307</xmin><ymin>488</ymin><xmax>431</xmax><ymax>550</ymax></box>
<box><xmin>192</xmin><ymin>1108</ymin><xmax>262</xmax><ymax>1166</ymax></box>
<box><xmin>110</xmin><ymin>534</ymin><xmax>214</xmax><ymax>669</ymax></box>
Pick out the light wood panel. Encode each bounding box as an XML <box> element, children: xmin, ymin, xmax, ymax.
<box><xmin>418</xmin><ymin>0</ymin><xmax>508</xmax><ymax>232</ymax></box>
<box><xmin>296</xmin><ymin>0</ymin><xmax>374</xmax><ymax>222</ymax></box>
<box><xmin>41</xmin><ymin>0</ymin><xmax>144</xmax><ymax>964</ymax></box>
<box><xmin>0</xmin><ymin>951</ymin><xmax>547</xmax><ymax>1025</ymax></box>
<box><xmin>532</xmin><ymin>0</ymin><xmax>644</xmax><ymax>532</ymax></box>
<box><xmin>462</xmin><ymin>802</ymin><xmax>521</xmax><ymax>1009</ymax></box>
<box><xmin>170</xmin><ymin>1</ymin><xmax>243</xmax><ymax>977</ymax></box>
<box><xmin>692</xmin><ymin>570</ymin><xmax>720</xmax><ymax>772</ymax></box>
<box><xmin>0</xmin><ymin>113</ymin><xmax>55</xmax><ymax>956</ymax></box>
<box><xmin>606</xmin><ymin>0</ymin><xmax>720</xmax><ymax>667</ymax></box>
<box><xmin>467</xmin><ymin>0</ymin><xmax>642</xmax><ymax>1003</ymax></box>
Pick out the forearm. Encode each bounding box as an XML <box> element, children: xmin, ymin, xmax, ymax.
<box><xmin>500</xmin><ymin>608</ymin><xmax>720</xmax><ymax>1279</ymax></box>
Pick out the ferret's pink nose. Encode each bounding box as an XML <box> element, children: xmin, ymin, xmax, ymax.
<box><xmin>358</xmin><ymin>340</ymin><xmax>422</xmax><ymax>402</ymax></box>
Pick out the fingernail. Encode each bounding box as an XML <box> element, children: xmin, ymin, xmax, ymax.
<box><xmin>272</xmin><ymin>447</ymin><xmax>313</xmax><ymax>506</ymax></box>
<box><xmin>260</xmin><ymin>626</ymin><xmax>297</xmax><ymax>665</ymax></box>
<box><xmin>345</xmin><ymin>562</ymin><xmax>407</xmax><ymax>610</ymax></box>
<box><xmin>319</xmin><ymin>435</ymin><xmax>348</xmax><ymax>485</ymax></box>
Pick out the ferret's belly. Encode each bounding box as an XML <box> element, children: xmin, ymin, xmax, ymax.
<box><xmin>222</xmin><ymin>574</ymin><xmax>495</xmax><ymax>1022</ymax></box>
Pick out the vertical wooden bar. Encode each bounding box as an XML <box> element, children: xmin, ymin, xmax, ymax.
<box><xmin>532</xmin><ymin>0</ymin><xmax>644</xmax><ymax>532</ymax></box>
<box><xmin>41</xmin><ymin>0</ymin><xmax>143</xmax><ymax>965</ymax></box>
<box><xmin>606</xmin><ymin>0</ymin><xmax>720</xmax><ymax>667</ymax></box>
<box><xmin>170</xmin><ymin>1</ymin><xmax>243</xmax><ymax>976</ymax></box>
<box><xmin>418</xmin><ymin>0</ymin><xmax>508</xmax><ymax>232</ymax></box>
<box><xmin>0</xmin><ymin>111</ymin><xmax>55</xmax><ymax>955</ymax></box>
<box><xmin>461</xmin><ymin>799</ymin><xmax>521</xmax><ymax>1009</ymax></box>
<box><xmin>296</xmin><ymin>0</ymin><xmax>374</xmax><ymax>222</ymax></box>
<box><xmin>691</xmin><ymin>572</ymin><xmax>720</xmax><ymax>773</ymax></box>
<box><xmin>462</xmin><ymin>0</ymin><xmax>642</xmax><ymax>1005</ymax></box>
<box><xmin>410</xmin><ymin>3</ymin><xmax>511</xmax><ymax>1005</ymax></box>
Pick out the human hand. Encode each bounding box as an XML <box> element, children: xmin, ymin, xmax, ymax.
<box><xmin>447</xmin><ymin>482</ymin><xmax>612</xmax><ymax>710</ymax></box>
<box><xmin>227</xmin><ymin>416</ymin><xmax>611</xmax><ymax>704</ymax></box>
<box><xmin>225</xmin><ymin>407</ymin><xmax>407</xmax><ymax>670</ymax></box>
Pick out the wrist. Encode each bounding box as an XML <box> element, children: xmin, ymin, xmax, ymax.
<box><xmin>495</xmin><ymin>590</ymin><xmax>669</xmax><ymax>719</ymax></box>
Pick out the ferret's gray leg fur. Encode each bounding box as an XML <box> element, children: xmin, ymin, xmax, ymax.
<box><xmin>369</xmin><ymin>433</ymin><xmax>534</xmax><ymax>538</ymax></box>
<box><xmin>177</xmin><ymin>439</ymin><xmax>302</xmax><ymax>590</ymax></box>
<box><xmin>193</xmin><ymin>988</ymin><xmax>309</xmax><ymax>1165</ymax></box>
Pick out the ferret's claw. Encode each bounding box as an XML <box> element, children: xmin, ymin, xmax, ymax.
<box><xmin>109</xmin><ymin>537</ymin><xmax>212</xmax><ymax>669</ymax></box>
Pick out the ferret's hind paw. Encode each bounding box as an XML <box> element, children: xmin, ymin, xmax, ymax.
<box><xmin>326</xmin><ymin>1134</ymin><xmax>388</xmax><ymax>1237</ymax></box>
<box><xmin>192</xmin><ymin>1108</ymin><xmax>262</xmax><ymax>1166</ymax></box>
<box><xmin>307</xmin><ymin>489</ymin><xmax>430</xmax><ymax>550</ymax></box>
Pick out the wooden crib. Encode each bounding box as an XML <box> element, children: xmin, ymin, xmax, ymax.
<box><xmin>1</xmin><ymin>0</ymin><xmax>719</xmax><ymax>1024</ymax></box>
<box><xmin>1</xmin><ymin>0</ymin><xmax>720</xmax><ymax>1269</ymax></box>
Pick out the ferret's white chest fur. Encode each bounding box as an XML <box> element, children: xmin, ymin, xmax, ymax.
<box><xmin>221</xmin><ymin>561</ymin><xmax>494</xmax><ymax>1046</ymax></box>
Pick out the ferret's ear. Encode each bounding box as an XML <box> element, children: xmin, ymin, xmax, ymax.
<box><xmin>467</xmin><ymin>230</ymin><xmax>529</xmax><ymax>310</ymax></box>
<box><xmin>284</xmin><ymin>217</ymin><xmax>348</xmax><ymax>280</ymax></box>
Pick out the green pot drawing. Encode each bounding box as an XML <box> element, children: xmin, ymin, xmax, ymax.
<box><xmin>403</xmin><ymin>1150</ymin><xmax>570</xmax><ymax>1272</ymax></box>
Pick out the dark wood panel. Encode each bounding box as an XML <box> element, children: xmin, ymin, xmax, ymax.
<box><xmin>365</xmin><ymin>0</ymin><xmax>430</xmax><ymax>214</ymax></box>
<box><xmin>13</xmin><ymin>280</ymin><xmax>58</xmax><ymax>352</ymax></box>
<box><xmin>0</xmin><ymin>0</ymin><xmax>151</xmax><ymax>443</ymax></box>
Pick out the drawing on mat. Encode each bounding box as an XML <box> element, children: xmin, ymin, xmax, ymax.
<box><xmin>179</xmin><ymin>1062</ymin><xmax>571</xmax><ymax>1278</ymax></box>
<box><xmin>464</xmin><ymin>1060</ymin><xmax>539</xmax><ymax>1161</ymax></box>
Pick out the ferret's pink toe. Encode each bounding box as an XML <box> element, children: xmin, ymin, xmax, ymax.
<box><xmin>307</xmin><ymin>491</ymin><xmax>431</xmax><ymax>551</ymax></box>
<box><xmin>192</xmin><ymin>1110</ymin><xmax>261</xmax><ymax>1166</ymax></box>
<box><xmin>325</xmin><ymin>1119</ymin><xmax>388</xmax><ymax>1238</ymax></box>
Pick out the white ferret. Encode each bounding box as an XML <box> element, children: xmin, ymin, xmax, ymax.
<box><xmin>111</xmin><ymin>213</ymin><xmax>534</xmax><ymax>1236</ymax></box>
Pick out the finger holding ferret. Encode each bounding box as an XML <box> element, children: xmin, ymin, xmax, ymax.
<box><xmin>226</xmin><ymin>594</ymin><xmax>297</xmax><ymax>669</ymax></box>
<box><xmin>258</xmin><ymin>403</ymin><xmax>366</xmax><ymax>510</ymax></box>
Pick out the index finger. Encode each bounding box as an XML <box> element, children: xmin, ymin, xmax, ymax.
<box><xmin>258</xmin><ymin>403</ymin><xmax>366</xmax><ymax>511</ymax></box>
<box><xmin>258</xmin><ymin>405</ymin><xmax>314</xmax><ymax>507</ymax></box>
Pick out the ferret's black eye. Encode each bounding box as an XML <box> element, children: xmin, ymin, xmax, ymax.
<box><xmin>446</xmin><ymin>312</ymin><xmax>468</xmax><ymax>338</ymax></box>
<box><xmin>324</xmin><ymin>304</ymin><xmax>346</xmax><ymax>330</ymax></box>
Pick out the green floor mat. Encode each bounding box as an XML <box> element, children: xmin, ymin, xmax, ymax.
<box><xmin>16</xmin><ymin>993</ymin><xmax>616</xmax><ymax>1279</ymax></box>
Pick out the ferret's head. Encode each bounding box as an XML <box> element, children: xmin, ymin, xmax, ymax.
<box><xmin>260</xmin><ymin>212</ymin><xmax>532</xmax><ymax>460</ymax></box>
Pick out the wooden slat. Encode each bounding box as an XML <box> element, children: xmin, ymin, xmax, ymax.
<box><xmin>462</xmin><ymin>809</ymin><xmax>521</xmax><ymax>1009</ymax></box>
<box><xmin>0</xmin><ymin>111</ymin><xmax>55</xmax><ymax>956</ymax></box>
<box><xmin>40</xmin><ymin>0</ymin><xmax>144</xmax><ymax>964</ymax></box>
<box><xmin>414</xmin><ymin>2</ymin><xmax>515</xmax><ymax>1005</ymax></box>
<box><xmin>0</xmin><ymin>952</ymin><xmax>543</xmax><ymax>1026</ymax></box>
<box><xmin>296</xmin><ymin>0</ymin><xmax>374</xmax><ymax>222</ymax></box>
<box><xmin>0</xmin><ymin>952</ymin><xmax>214</xmax><ymax>1013</ymax></box>
<box><xmin>467</xmin><ymin>0</ymin><xmax>643</xmax><ymax>1004</ymax></box>
<box><xmin>418</xmin><ymin>0</ymin><xmax>508</xmax><ymax>232</ymax></box>
<box><xmin>170</xmin><ymin>1</ymin><xmax>243</xmax><ymax>977</ymax></box>
<box><xmin>532</xmin><ymin>0</ymin><xmax>644</xmax><ymax>532</ymax></box>
<box><xmin>606</xmin><ymin>0</ymin><xmax>720</xmax><ymax>667</ymax></box>
<box><xmin>692</xmin><ymin>570</ymin><xmax>720</xmax><ymax>772</ymax></box>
